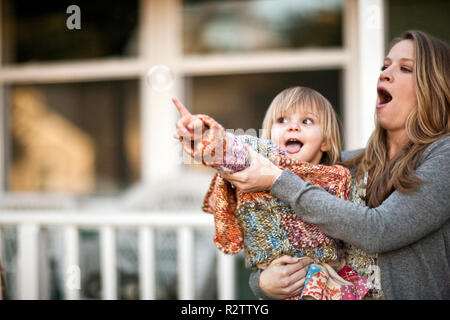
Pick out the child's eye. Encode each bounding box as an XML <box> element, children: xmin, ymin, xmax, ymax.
<box><xmin>303</xmin><ymin>118</ymin><xmax>313</xmax><ymax>125</ymax></box>
<box><xmin>277</xmin><ymin>117</ymin><xmax>287</xmax><ymax>124</ymax></box>
<box><xmin>380</xmin><ymin>65</ymin><xmax>388</xmax><ymax>71</ymax></box>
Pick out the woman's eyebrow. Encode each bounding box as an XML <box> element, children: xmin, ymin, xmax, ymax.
<box><xmin>384</xmin><ymin>57</ymin><xmax>414</xmax><ymax>62</ymax></box>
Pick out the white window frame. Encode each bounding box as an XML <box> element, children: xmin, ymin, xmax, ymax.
<box><xmin>0</xmin><ymin>0</ymin><xmax>385</xmax><ymax>192</ymax></box>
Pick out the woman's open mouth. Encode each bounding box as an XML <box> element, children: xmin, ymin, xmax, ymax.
<box><xmin>377</xmin><ymin>86</ymin><xmax>393</xmax><ymax>109</ymax></box>
<box><xmin>285</xmin><ymin>138</ymin><xmax>303</xmax><ymax>154</ymax></box>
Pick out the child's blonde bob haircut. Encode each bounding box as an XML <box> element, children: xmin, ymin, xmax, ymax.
<box><xmin>261</xmin><ymin>86</ymin><xmax>342</xmax><ymax>165</ymax></box>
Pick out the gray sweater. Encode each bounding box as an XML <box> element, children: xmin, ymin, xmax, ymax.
<box><xmin>249</xmin><ymin>136</ymin><xmax>450</xmax><ymax>300</ymax></box>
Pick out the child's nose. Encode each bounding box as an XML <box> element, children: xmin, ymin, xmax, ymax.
<box><xmin>288</xmin><ymin>122</ymin><xmax>301</xmax><ymax>131</ymax></box>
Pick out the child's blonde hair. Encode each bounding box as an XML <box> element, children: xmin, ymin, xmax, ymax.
<box><xmin>261</xmin><ymin>86</ymin><xmax>342</xmax><ymax>165</ymax></box>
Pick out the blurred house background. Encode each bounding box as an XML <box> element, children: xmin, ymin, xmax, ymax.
<box><xmin>0</xmin><ymin>0</ymin><xmax>448</xmax><ymax>300</ymax></box>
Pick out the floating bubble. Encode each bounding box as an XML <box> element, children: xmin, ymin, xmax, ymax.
<box><xmin>146</xmin><ymin>64</ymin><xmax>174</xmax><ymax>92</ymax></box>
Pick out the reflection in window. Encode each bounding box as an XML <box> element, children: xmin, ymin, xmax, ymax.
<box><xmin>387</xmin><ymin>0</ymin><xmax>450</xmax><ymax>45</ymax></box>
<box><xmin>185</xmin><ymin>69</ymin><xmax>342</xmax><ymax>134</ymax></box>
<box><xmin>1</xmin><ymin>0</ymin><xmax>138</xmax><ymax>64</ymax></box>
<box><xmin>7</xmin><ymin>80</ymin><xmax>140</xmax><ymax>196</ymax></box>
<box><xmin>183</xmin><ymin>0</ymin><xmax>343</xmax><ymax>54</ymax></box>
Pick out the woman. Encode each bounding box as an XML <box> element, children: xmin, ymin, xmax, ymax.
<box><xmin>219</xmin><ymin>30</ymin><xmax>450</xmax><ymax>299</ymax></box>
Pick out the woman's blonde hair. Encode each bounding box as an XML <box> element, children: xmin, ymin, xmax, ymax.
<box><xmin>344</xmin><ymin>30</ymin><xmax>450</xmax><ymax>208</ymax></box>
<box><xmin>261</xmin><ymin>86</ymin><xmax>342</xmax><ymax>165</ymax></box>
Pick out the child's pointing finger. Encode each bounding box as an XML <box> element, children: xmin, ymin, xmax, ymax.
<box><xmin>172</xmin><ymin>97</ymin><xmax>192</xmax><ymax>118</ymax></box>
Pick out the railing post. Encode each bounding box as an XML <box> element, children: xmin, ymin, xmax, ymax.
<box><xmin>138</xmin><ymin>226</ymin><xmax>155</xmax><ymax>300</ymax></box>
<box><xmin>64</xmin><ymin>225</ymin><xmax>80</xmax><ymax>300</ymax></box>
<box><xmin>100</xmin><ymin>226</ymin><xmax>117</xmax><ymax>300</ymax></box>
<box><xmin>17</xmin><ymin>224</ymin><xmax>40</xmax><ymax>299</ymax></box>
<box><xmin>217</xmin><ymin>252</ymin><xmax>236</xmax><ymax>300</ymax></box>
<box><xmin>177</xmin><ymin>227</ymin><xmax>194</xmax><ymax>299</ymax></box>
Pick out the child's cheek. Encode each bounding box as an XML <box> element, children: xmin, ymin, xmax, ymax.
<box><xmin>270</xmin><ymin>128</ymin><xmax>281</xmax><ymax>145</ymax></box>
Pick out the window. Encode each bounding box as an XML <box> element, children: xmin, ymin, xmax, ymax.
<box><xmin>387</xmin><ymin>0</ymin><xmax>450</xmax><ymax>46</ymax></box>
<box><xmin>185</xmin><ymin>69</ymin><xmax>342</xmax><ymax>133</ymax></box>
<box><xmin>183</xmin><ymin>0</ymin><xmax>343</xmax><ymax>54</ymax></box>
<box><xmin>7</xmin><ymin>80</ymin><xmax>140</xmax><ymax>196</ymax></box>
<box><xmin>1</xmin><ymin>0</ymin><xmax>138</xmax><ymax>64</ymax></box>
<box><xmin>1</xmin><ymin>0</ymin><xmax>141</xmax><ymax>197</ymax></box>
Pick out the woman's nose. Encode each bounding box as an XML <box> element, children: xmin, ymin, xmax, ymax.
<box><xmin>379</xmin><ymin>67</ymin><xmax>393</xmax><ymax>83</ymax></box>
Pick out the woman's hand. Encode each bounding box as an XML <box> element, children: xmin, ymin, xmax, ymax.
<box><xmin>221</xmin><ymin>147</ymin><xmax>283</xmax><ymax>193</ymax></box>
<box><xmin>259</xmin><ymin>255</ymin><xmax>313</xmax><ymax>299</ymax></box>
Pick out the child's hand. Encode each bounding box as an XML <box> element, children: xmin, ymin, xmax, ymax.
<box><xmin>221</xmin><ymin>148</ymin><xmax>282</xmax><ymax>192</ymax></box>
<box><xmin>172</xmin><ymin>97</ymin><xmax>204</xmax><ymax>155</ymax></box>
<box><xmin>173</xmin><ymin>97</ymin><xmax>199</xmax><ymax>139</ymax></box>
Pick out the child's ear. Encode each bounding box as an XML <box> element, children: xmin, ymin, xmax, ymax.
<box><xmin>320</xmin><ymin>140</ymin><xmax>330</xmax><ymax>152</ymax></box>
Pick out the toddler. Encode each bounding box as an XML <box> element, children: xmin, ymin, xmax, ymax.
<box><xmin>174</xmin><ymin>87</ymin><xmax>372</xmax><ymax>300</ymax></box>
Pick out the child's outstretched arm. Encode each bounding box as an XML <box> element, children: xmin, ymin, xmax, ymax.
<box><xmin>173</xmin><ymin>97</ymin><xmax>204</xmax><ymax>157</ymax></box>
<box><xmin>173</xmin><ymin>97</ymin><xmax>250</xmax><ymax>174</ymax></box>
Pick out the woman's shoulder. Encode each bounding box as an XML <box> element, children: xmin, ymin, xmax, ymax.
<box><xmin>424</xmin><ymin>135</ymin><xmax>450</xmax><ymax>152</ymax></box>
<box><xmin>418</xmin><ymin>135</ymin><xmax>450</xmax><ymax>164</ymax></box>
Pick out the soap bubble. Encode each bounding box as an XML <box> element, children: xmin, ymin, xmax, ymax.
<box><xmin>146</xmin><ymin>64</ymin><xmax>174</xmax><ymax>92</ymax></box>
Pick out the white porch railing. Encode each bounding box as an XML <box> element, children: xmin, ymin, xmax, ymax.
<box><xmin>0</xmin><ymin>211</ymin><xmax>236</xmax><ymax>300</ymax></box>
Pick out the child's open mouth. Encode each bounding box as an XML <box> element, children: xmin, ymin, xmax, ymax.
<box><xmin>285</xmin><ymin>138</ymin><xmax>303</xmax><ymax>154</ymax></box>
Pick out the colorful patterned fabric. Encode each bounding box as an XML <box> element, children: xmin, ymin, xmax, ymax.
<box><xmin>299</xmin><ymin>264</ymin><xmax>372</xmax><ymax>300</ymax></box>
<box><xmin>345</xmin><ymin>173</ymin><xmax>385</xmax><ymax>299</ymax></box>
<box><xmin>300</xmin><ymin>264</ymin><xmax>323</xmax><ymax>298</ymax></box>
<box><xmin>338</xmin><ymin>265</ymin><xmax>373</xmax><ymax>300</ymax></box>
<box><xmin>300</xmin><ymin>263</ymin><xmax>353</xmax><ymax>300</ymax></box>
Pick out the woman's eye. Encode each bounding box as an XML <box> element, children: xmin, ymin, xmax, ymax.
<box><xmin>303</xmin><ymin>118</ymin><xmax>313</xmax><ymax>125</ymax></box>
<box><xmin>401</xmin><ymin>66</ymin><xmax>412</xmax><ymax>73</ymax></box>
<box><xmin>277</xmin><ymin>117</ymin><xmax>287</xmax><ymax>124</ymax></box>
<box><xmin>380</xmin><ymin>65</ymin><xmax>388</xmax><ymax>71</ymax></box>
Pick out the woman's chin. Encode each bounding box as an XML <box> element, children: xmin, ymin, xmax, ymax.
<box><xmin>376</xmin><ymin>110</ymin><xmax>392</xmax><ymax>126</ymax></box>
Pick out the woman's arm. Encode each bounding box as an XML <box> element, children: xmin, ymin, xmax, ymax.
<box><xmin>271</xmin><ymin>137</ymin><xmax>450</xmax><ymax>254</ymax></box>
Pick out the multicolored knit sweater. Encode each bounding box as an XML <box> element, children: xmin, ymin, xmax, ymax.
<box><xmin>202</xmin><ymin>137</ymin><xmax>352</xmax><ymax>268</ymax></box>
<box><xmin>182</xmin><ymin>115</ymin><xmax>371</xmax><ymax>299</ymax></box>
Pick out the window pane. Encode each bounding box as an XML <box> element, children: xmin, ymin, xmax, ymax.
<box><xmin>2</xmin><ymin>0</ymin><xmax>138</xmax><ymax>64</ymax></box>
<box><xmin>387</xmin><ymin>0</ymin><xmax>450</xmax><ymax>45</ymax></box>
<box><xmin>7</xmin><ymin>80</ymin><xmax>140</xmax><ymax>196</ymax></box>
<box><xmin>185</xmin><ymin>70</ymin><xmax>342</xmax><ymax>134</ymax></box>
<box><xmin>183</xmin><ymin>0</ymin><xmax>343</xmax><ymax>54</ymax></box>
